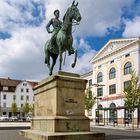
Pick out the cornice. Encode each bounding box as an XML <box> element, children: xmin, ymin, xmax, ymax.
<box><xmin>92</xmin><ymin>39</ymin><xmax>139</xmax><ymax>64</ymax></box>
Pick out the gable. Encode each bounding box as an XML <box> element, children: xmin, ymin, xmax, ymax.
<box><xmin>91</xmin><ymin>38</ymin><xmax>138</xmax><ymax>62</ymax></box>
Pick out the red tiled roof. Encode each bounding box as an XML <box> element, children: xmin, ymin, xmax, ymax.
<box><xmin>0</xmin><ymin>78</ymin><xmax>38</xmax><ymax>87</ymax></box>
<box><xmin>0</xmin><ymin>78</ymin><xmax>21</xmax><ymax>87</ymax></box>
<box><xmin>27</xmin><ymin>81</ymin><xmax>38</xmax><ymax>87</ymax></box>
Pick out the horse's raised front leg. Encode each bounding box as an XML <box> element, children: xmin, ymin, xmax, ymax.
<box><xmin>71</xmin><ymin>49</ymin><xmax>77</xmax><ymax>68</ymax></box>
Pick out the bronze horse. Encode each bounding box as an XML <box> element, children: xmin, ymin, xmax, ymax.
<box><xmin>44</xmin><ymin>1</ymin><xmax>82</xmax><ymax>75</ymax></box>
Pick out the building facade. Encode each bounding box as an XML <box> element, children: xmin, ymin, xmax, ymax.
<box><xmin>0</xmin><ymin>78</ymin><xmax>37</xmax><ymax>117</ymax></box>
<box><xmin>82</xmin><ymin>37</ymin><xmax>140</xmax><ymax>125</ymax></box>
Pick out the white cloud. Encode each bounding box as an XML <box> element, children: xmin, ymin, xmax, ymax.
<box><xmin>123</xmin><ymin>16</ymin><xmax>140</xmax><ymax>37</ymax></box>
<box><xmin>45</xmin><ymin>0</ymin><xmax>133</xmax><ymax>37</ymax></box>
<box><xmin>0</xmin><ymin>22</ymin><xmax>48</xmax><ymax>80</ymax></box>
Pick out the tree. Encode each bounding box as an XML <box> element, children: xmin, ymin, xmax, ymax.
<box><xmin>84</xmin><ymin>87</ymin><xmax>96</xmax><ymax>115</ymax></box>
<box><xmin>29</xmin><ymin>104</ymin><xmax>34</xmax><ymax>115</ymax></box>
<box><xmin>11</xmin><ymin>102</ymin><xmax>17</xmax><ymax>116</ymax></box>
<box><xmin>22</xmin><ymin>102</ymin><xmax>30</xmax><ymax>116</ymax></box>
<box><xmin>124</xmin><ymin>71</ymin><xmax>140</xmax><ymax>129</ymax></box>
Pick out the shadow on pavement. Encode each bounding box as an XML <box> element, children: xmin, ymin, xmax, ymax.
<box><xmin>106</xmin><ymin>135</ymin><xmax>140</xmax><ymax>140</ymax></box>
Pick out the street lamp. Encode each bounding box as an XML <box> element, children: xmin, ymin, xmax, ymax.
<box><xmin>92</xmin><ymin>83</ymin><xmax>105</xmax><ymax>125</ymax></box>
<box><xmin>92</xmin><ymin>83</ymin><xmax>105</xmax><ymax>87</ymax></box>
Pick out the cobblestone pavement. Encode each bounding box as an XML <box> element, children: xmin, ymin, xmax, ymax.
<box><xmin>91</xmin><ymin>126</ymin><xmax>140</xmax><ymax>140</ymax></box>
<box><xmin>0</xmin><ymin>122</ymin><xmax>140</xmax><ymax>140</ymax></box>
<box><xmin>0</xmin><ymin>129</ymin><xmax>29</xmax><ymax>140</ymax></box>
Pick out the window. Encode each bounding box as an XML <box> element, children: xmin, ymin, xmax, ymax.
<box><xmin>125</xmin><ymin>53</ymin><xmax>130</xmax><ymax>57</ymax></box>
<box><xmin>3</xmin><ymin>94</ymin><xmax>6</xmax><ymax>100</ymax></box>
<box><xmin>26</xmin><ymin>88</ymin><xmax>29</xmax><ymax>92</ymax></box>
<box><xmin>97</xmin><ymin>87</ymin><xmax>103</xmax><ymax>97</ymax></box>
<box><xmin>13</xmin><ymin>95</ymin><xmax>16</xmax><ymax>100</ymax></box>
<box><xmin>109</xmin><ymin>84</ymin><xmax>116</xmax><ymax>95</ymax></box>
<box><xmin>26</xmin><ymin>96</ymin><xmax>29</xmax><ymax>101</ymax></box>
<box><xmin>109</xmin><ymin>67</ymin><xmax>116</xmax><ymax>79</ymax></box>
<box><xmin>21</xmin><ymin>95</ymin><xmax>24</xmax><ymax>100</ymax></box>
<box><xmin>21</xmin><ymin>88</ymin><xmax>24</xmax><ymax>92</ymax></box>
<box><xmin>3</xmin><ymin>103</ymin><xmax>6</xmax><ymax>108</ymax></box>
<box><xmin>124</xmin><ymin>80</ymin><xmax>131</xmax><ymax>90</ymax></box>
<box><xmin>98</xmin><ymin>104</ymin><xmax>103</xmax><ymax>109</ymax></box>
<box><xmin>21</xmin><ymin>104</ymin><xmax>23</xmax><ymax>108</ymax></box>
<box><xmin>110</xmin><ymin>60</ymin><xmax>114</xmax><ymax>64</ymax></box>
<box><xmin>124</xmin><ymin>62</ymin><xmax>132</xmax><ymax>75</ymax></box>
<box><xmin>97</xmin><ymin>72</ymin><xmax>103</xmax><ymax>83</ymax></box>
<box><xmin>89</xmin><ymin>79</ymin><xmax>92</xmax><ymax>86</ymax></box>
<box><xmin>23</xmin><ymin>83</ymin><xmax>27</xmax><ymax>86</ymax></box>
<box><xmin>98</xmin><ymin>65</ymin><xmax>101</xmax><ymax>69</ymax></box>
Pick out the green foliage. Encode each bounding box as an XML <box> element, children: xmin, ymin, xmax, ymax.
<box><xmin>124</xmin><ymin>71</ymin><xmax>140</xmax><ymax>112</ymax></box>
<box><xmin>22</xmin><ymin>102</ymin><xmax>30</xmax><ymax>115</ymax></box>
<box><xmin>84</xmin><ymin>87</ymin><xmax>96</xmax><ymax>111</ymax></box>
<box><xmin>11</xmin><ymin>102</ymin><xmax>17</xmax><ymax>116</ymax></box>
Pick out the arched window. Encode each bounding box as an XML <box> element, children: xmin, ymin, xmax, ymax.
<box><xmin>98</xmin><ymin>104</ymin><xmax>103</xmax><ymax>109</ymax></box>
<box><xmin>109</xmin><ymin>67</ymin><xmax>116</xmax><ymax>79</ymax></box>
<box><xmin>97</xmin><ymin>72</ymin><xmax>103</xmax><ymax>83</ymax></box>
<box><xmin>109</xmin><ymin>103</ymin><xmax>117</xmax><ymax>123</ymax></box>
<box><xmin>110</xmin><ymin>103</ymin><xmax>116</xmax><ymax>109</ymax></box>
<box><xmin>124</xmin><ymin>62</ymin><xmax>132</xmax><ymax>75</ymax></box>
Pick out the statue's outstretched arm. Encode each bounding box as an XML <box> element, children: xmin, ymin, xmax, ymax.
<box><xmin>46</xmin><ymin>19</ymin><xmax>53</xmax><ymax>33</ymax></box>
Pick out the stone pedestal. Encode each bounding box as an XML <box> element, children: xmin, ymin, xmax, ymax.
<box><xmin>21</xmin><ymin>71</ymin><xmax>105</xmax><ymax>140</ymax></box>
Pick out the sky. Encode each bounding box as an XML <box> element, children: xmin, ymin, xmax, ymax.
<box><xmin>0</xmin><ymin>0</ymin><xmax>140</xmax><ymax>81</ymax></box>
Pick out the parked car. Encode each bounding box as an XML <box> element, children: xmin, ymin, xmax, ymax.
<box><xmin>0</xmin><ymin>115</ymin><xmax>9</xmax><ymax>121</ymax></box>
<box><xmin>9</xmin><ymin>116</ymin><xmax>18</xmax><ymax>121</ymax></box>
<box><xmin>26</xmin><ymin>116</ymin><xmax>32</xmax><ymax>121</ymax></box>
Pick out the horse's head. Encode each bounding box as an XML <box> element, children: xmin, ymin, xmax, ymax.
<box><xmin>64</xmin><ymin>1</ymin><xmax>81</xmax><ymax>23</ymax></box>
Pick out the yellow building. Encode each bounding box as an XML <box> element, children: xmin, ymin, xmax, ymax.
<box><xmin>82</xmin><ymin>37</ymin><xmax>140</xmax><ymax>126</ymax></box>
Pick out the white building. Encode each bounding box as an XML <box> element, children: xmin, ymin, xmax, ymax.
<box><xmin>82</xmin><ymin>37</ymin><xmax>140</xmax><ymax>125</ymax></box>
<box><xmin>0</xmin><ymin>78</ymin><xmax>37</xmax><ymax>117</ymax></box>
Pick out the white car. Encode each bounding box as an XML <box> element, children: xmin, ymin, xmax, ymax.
<box><xmin>0</xmin><ymin>115</ymin><xmax>9</xmax><ymax>121</ymax></box>
<box><xmin>10</xmin><ymin>116</ymin><xmax>18</xmax><ymax>121</ymax></box>
<box><xmin>26</xmin><ymin>116</ymin><xmax>32</xmax><ymax>121</ymax></box>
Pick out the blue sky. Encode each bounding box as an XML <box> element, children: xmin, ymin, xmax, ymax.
<box><xmin>0</xmin><ymin>0</ymin><xmax>140</xmax><ymax>81</ymax></box>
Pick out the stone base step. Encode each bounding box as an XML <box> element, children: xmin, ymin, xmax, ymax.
<box><xmin>20</xmin><ymin>130</ymin><xmax>105</xmax><ymax>140</ymax></box>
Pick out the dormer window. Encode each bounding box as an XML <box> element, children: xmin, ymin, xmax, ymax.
<box><xmin>23</xmin><ymin>83</ymin><xmax>27</xmax><ymax>86</ymax></box>
<box><xmin>3</xmin><ymin>86</ymin><xmax>8</xmax><ymax>91</ymax></box>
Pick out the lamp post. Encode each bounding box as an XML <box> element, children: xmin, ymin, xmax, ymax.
<box><xmin>94</xmin><ymin>97</ymin><xmax>102</xmax><ymax>125</ymax></box>
<box><xmin>92</xmin><ymin>83</ymin><xmax>105</xmax><ymax>125</ymax></box>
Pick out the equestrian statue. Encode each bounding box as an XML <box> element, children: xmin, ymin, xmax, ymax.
<box><xmin>44</xmin><ymin>1</ymin><xmax>82</xmax><ymax>75</ymax></box>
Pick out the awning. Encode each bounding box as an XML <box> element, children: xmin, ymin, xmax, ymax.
<box><xmin>96</xmin><ymin>106</ymin><xmax>127</xmax><ymax>111</ymax></box>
